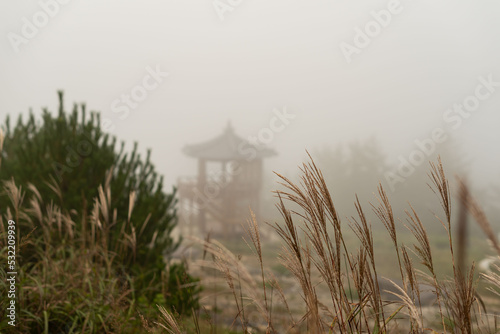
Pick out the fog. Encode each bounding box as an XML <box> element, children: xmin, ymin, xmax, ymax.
<box><xmin>1</xmin><ymin>0</ymin><xmax>499</xmax><ymax>218</ymax></box>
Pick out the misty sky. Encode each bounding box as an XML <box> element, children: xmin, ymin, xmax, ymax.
<box><xmin>1</xmin><ymin>0</ymin><xmax>499</xmax><ymax>190</ymax></box>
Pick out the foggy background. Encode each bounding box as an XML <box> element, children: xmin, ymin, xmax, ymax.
<box><xmin>1</xmin><ymin>0</ymin><xmax>499</xmax><ymax>225</ymax></box>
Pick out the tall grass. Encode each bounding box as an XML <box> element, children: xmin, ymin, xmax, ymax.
<box><xmin>158</xmin><ymin>155</ymin><xmax>500</xmax><ymax>333</ymax></box>
<box><xmin>0</xmin><ymin>172</ymin><xmax>199</xmax><ymax>333</ymax></box>
<box><xmin>0</xmin><ymin>175</ymin><xmax>136</xmax><ymax>332</ymax></box>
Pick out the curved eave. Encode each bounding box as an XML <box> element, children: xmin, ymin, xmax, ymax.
<box><xmin>183</xmin><ymin>130</ymin><xmax>276</xmax><ymax>161</ymax></box>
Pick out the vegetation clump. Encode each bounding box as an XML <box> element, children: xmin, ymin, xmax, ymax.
<box><xmin>158</xmin><ymin>155</ymin><xmax>500</xmax><ymax>333</ymax></box>
<box><xmin>0</xmin><ymin>94</ymin><xmax>201</xmax><ymax>333</ymax></box>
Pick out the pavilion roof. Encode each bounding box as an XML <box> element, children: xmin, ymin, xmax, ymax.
<box><xmin>182</xmin><ymin>122</ymin><xmax>276</xmax><ymax>161</ymax></box>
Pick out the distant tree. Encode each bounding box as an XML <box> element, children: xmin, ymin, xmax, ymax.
<box><xmin>314</xmin><ymin>137</ymin><xmax>388</xmax><ymax>217</ymax></box>
<box><xmin>0</xmin><ymin>91</ymin><xmax>179</xmax><ymax>300</ymax></box>
<box><xmin>383</xmin><ymin>131</ymin><xmax>470</xmax><ymax>232</ymax></box>
<box><xmin>314</xmin><ymin>135</ymin><xmax>471</xmax><ymax>233</ymax></box>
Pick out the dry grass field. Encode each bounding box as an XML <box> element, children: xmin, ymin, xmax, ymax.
<box><xmin>160</xmin><ymin>156</ymin><xmax>500</xmax><ymax>333</ymax></box>
<box><xmin>2</xmin><ymin>122</ymin><xmax>500</xmax><ymax>333</ymax></box>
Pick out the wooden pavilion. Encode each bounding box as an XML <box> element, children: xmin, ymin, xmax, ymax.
<box><xmin>177</xmin><ymin>122</ymin><xmax>276</xmax><ymax>237</ymax></box>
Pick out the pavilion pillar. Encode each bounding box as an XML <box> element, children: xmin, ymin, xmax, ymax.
<box><xmin>253</xmin><ymin>159</ymin><xmax>263</xmax><ymax>220</ymax></box>
<box><xmin>221</xmin><ymin>161</ymin><xmax>227</xmax><ymax>184</ymax></box>
<box><xmin>197</xmin><ymin>159</ymin><xmax>207</xmax><ymax>233</ymax></box>
<box><xmin>221</xmin><ymin>160</ymin><xmax>229</xmax><ymax>232</ymax></box>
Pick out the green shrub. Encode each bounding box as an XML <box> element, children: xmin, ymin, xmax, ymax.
<box><xmin>0</xmin><ymin>91</ymin><xmax>179</xmax><ymax>300</ymax></box>
<box><xmin>164</xmin><ymin>262</ymin><xmax>202</xmax><ymax>316</ymax></box>
<box><xmin>0</xmin><ymin>93</ymin><xmax>203</xmax><ymax>332</ymax></box>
